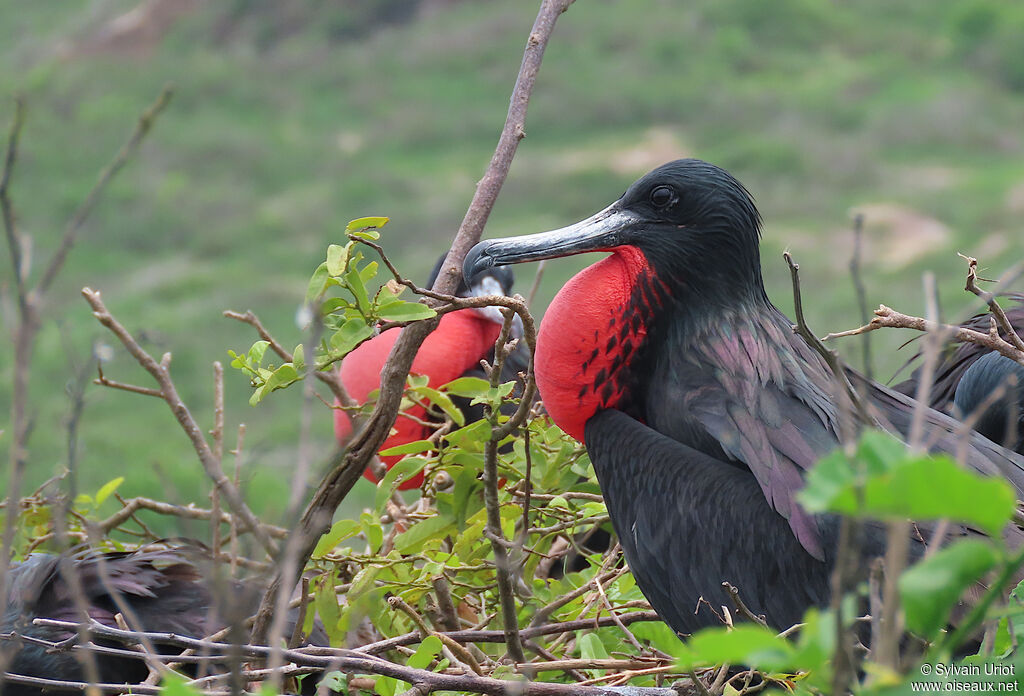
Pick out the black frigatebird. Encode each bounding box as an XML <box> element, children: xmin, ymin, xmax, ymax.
<box><xmin>892</xmin><ymin>296</ymin><xmax>1024</xmax><ymax>413</ymax></box>
<box><xmin>464</xmin><ymin>159</ymin><xmax>1024</xmax><ymax>634</ymax></box>
<box><xmin>1</xmin><ymin>543</ymin><xmax>326</xmax><ymax>695</ymax></box>
<box><xmin>335</xmin><ymin>258</ymin><xmax>528</xmax><ymax>489</ymax></box>
<box><xmin>953</xmin><ymin>352</ymin><xmax>1024</xmax><ymax>454</ymax></box>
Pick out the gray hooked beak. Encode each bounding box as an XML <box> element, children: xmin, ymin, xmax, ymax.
<box><xmin>463</xmin><ymin>203</ymin><xmax>641</xmax><ymax>279</ymax></box>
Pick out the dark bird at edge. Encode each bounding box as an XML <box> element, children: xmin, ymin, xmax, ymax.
<box><xmin>464</xmin><ymin>158</ymin><xmax>1024</xmax><ymax>635</ymax></box>
<box><xmin>891</xmin><ymin>297</ymin><xmax>1024</xmax><ymax>454</ymax></box>
<box><xmin>1</xmin><ymin>542</ymin><xmax>326</xmax><ymax>696</ymax></box>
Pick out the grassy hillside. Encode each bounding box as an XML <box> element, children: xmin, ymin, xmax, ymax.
<box><xmin>1</xmin><ymin>0</ymin><xmax>1023</xmax><ymax>524</ymax></box>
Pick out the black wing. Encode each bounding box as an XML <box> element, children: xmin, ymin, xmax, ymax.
<box><xmin>584</xmin><ymin>409</ymin><xmax>857</xmax><ymax>633</ymax></box>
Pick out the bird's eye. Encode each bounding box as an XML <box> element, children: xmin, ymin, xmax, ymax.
<box><xmin>649</xmin><ymin>186</ymin><xmax>673</xmax><ymax>207</ymax></box>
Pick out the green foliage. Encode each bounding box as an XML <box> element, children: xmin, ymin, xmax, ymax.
<box><xmin>229</xmin><ymin>217</ymin><xmax>437</xmax><ymax>405</ymax></box>
<box><xmin>799</xmin><ymin>431</ymin><xmax>1017</xmax><ymax>536</ymax></box>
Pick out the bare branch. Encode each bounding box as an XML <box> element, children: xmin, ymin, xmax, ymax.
<box><xmin>36</xmin><ymin>86</ymin><xmax>173</xmax><ymax>297</ymax></box>
<box><xmin>962</xmin><ymin>254</ymin><xmax>1024</xmax><ymax>354</ymax></box>
<box><xmin>823</xmin><ymin>304</ymin><xmax>1024</xmax><ymax>367</ymax></box>
<box><xmin>250</xmin><ymin>0</ymin><xmax>575</xmax><ymax>646</ymax></box>
<box><xmin>81</xmin><ymin>288</ymin><xmax>276</xmax><ymax>556</ymax></box>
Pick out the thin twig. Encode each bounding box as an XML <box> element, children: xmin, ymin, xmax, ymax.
<box><xmin>37</xmin><ymin>87</ymin><xmax>173</xmax><ymax>296</ymax></box>
<box><xmin>848</xmin><ymin>213</ymin><xmax>872</xmax><ymax>380</ymax></box>
<box><xmin>250</xmin><ymin>0</ymin><xmax>573</xmax><ymax>647</ymax></box>
<box><xmin>81</xmin><ymin>288</ymin><xmax>276</xmax><ymax>557</ymax></box>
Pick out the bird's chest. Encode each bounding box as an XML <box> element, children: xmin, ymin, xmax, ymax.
<box><xmin>534</xmin><ymin>248</ymin><xmax>661</xmax><ymax>441</ymax></box>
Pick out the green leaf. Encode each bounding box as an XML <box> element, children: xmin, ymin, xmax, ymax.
<box><xmin>676</xmin><ymin>625</ymin><xmax>796</xmax><ymax>669</ymax></box>
<box><xmin>800</xmin><ymin>432</ymin><xmax>1016</xmax><ymax>537</ymax></box>
<box><xmin>377</xmin><ymin>301</ymin><xmax>437</xmax><ymax>322</ymax></box>
<box><xmin>314</xmin><ymin>571</ymin><xmax>342</xmax><ymax>644</ymax></box>
<box><xmin>94</xmin><ymin>477</ymin><xmax>125</xmax><ymax>507</ymax></box>
<box><xmin>348</xmin><ymin>565</ymin><xmax>381</xmax><ymax>603</ymax></box>
<box><xmin>306</xmin><ymin>262</ymin><xmax>331</xmax><ymax>304</ymax></box>
<box><xmin>359</xmin><ymin>261</ymin><xmax>379</xmax><ymax>285</ymax></box>
<box><xmin>360</xmin><ymin>512</ymin><xmax>385</xmax><ymax>554</ymax></box>
<box><xmin>415</xmin><ymin>387</ymin><xmax>464</xmax><ymax>426</ymax></box>
<box><xmin>444</xmin><ymin>420</ymin><xmax>492</xmax><ymax>451</ymax></box>
<box><xmin>344</xmin><ymin>266</ymin><xmax>372</xmax><ymax>315</ymax></box>
<box><xmin>160</xmin><ymin>672</ymin><xmax>203</xmax><ymax>696</ymax></box>
<box><xmin>452</xmin><ymin>467</ymin><xmax>479</xmax><ymax>530</ymax></box>
<box><xmin>291</xmin><ymin>343</ymin><xmax>306</xmax><ymax>372</ymax></box>
<box><xmin>375</xmin><ymin>676</ymin><xmax>399</xmax><ymax>696</ymax></box>
<box><xmin>579</xmin><ymin>632</ymin><xmax>610</xmax><ymax>660</ymax></box>
<box><xmin>312</xmin><ymin>519</ymin><xmax>363</xmax><ymax>558</ymax></box>
<box><xmin>393</xmin><ymin>515</ymin><xmax>455</xmax><ymax>555</ymax></box>
<box><xmin>263</xmin><ymin>363</ymin><xmax>299</xmax><ymax>394</ymax></box>
<box><xmin>379</xmin><ymin>440</ymin><xmax>436</xmax><ymax>457</ymax></box>
<box><xmin>407</xmin><ymin>635</ymin><xmax>443</xmax><ymax>670</ymax></box>
<box><xmin>374</xmin><ymin>457</ymin><xmax>428</xmax><ymax>511</ymax></box>
<box><xmin>248</xmin><ymin>340</ymin><xmax>270</xmax><ymax>365</ymax></box>
<box><xmin>326</xmin><ymin>243</ymin><xmax>350</xmax><ymax>276</ymax></box>
<box><xmin>899</xmin><ymin>539</ymin><xmax>1000</xmax><ymax>639</ymax></box>
<box><xmin>317</xmin><ymin>673</ymin><xmax>346</xmax><ymax>692</ymax></box>
<box><xmin>631</xmin><ymin>621</ymin><xmax>685</xmax><ymax>655</ymax></box>
<box><xmin>346</xmin><ymin>216</ymin><xmax>389</xmax><ymax>233</ymax></box>
<box><xmin>442</xmin><ymin>376</ymin><xmax>492</xmax><ymax>398</ymax></box>
<box><xmin>329</xmin><ymin>318</ymin><xmax>374</xmax><ymax>356</ymax></box>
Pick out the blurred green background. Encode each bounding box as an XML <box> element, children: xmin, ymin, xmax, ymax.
<box><xmin>2</xmin><ymin>0</ymin><xmax>1023</xmax><ymax>527</ymax></box>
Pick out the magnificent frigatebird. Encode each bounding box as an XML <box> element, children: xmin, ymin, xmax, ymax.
<box><xmin>892</xmin><ymin>296</ymin><xmax>1024</xmax><ymax>412</ymax></box>
<box><xmin>335</xmin><ymin>258</ymin><xmax>528</xmax><ymax>489</ymax></box>
<box><xmin>1</xmin><ymin>543</ymin><xmax>326</xmax><ymax>695</ymax></box>
<box><xmin>464</xmin><ymin>159</ymin><xmax>1024</xmax><ymax>634</ymax></box>
<box><xmin>953</xmin><ymin>352</ymin><xmax>1024</xmax><ymax>454</ymax></box>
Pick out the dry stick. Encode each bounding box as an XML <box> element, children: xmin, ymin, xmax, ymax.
<box><xmin>354</xmin><ymin>611</ymin><xmax>662</xmax><ymax>655</ymax></box>
<box><xmin>432</xmin><ymin>575</ymin><xmax>461</xmax><ymax>632</ymax></box>
<box><xmin>526</xmin><ymin>259</ymin><xmax>547</xmax><ymax>307</ymax></box>
<box><xmin>822</xmin><ymin>307</ymin><xmax>1024</xmax><ymax>366</ymax></box>
<box><xmin>721</xmin><ymin>583</ymin><xmax>767</xmax><ymax>629</ymax></box>
<box><xmin>0</xmin><ymin>97</ymin><xmax>27</xmax><ymax>311</ymax></box>
<box><xmin>784</xmin><ymin>251</ymin><xmax>875</xmax><ymax>425</ymax></box>
<box><xmin>27</xmin><ymin>618</ymin><xmax>684</xmax><ymax>696</ymax></box>
<box><xmin>37</xmin><ymin>85</ymin><xmax>173</xmax><ymax>297</ymax></box>
<box><xmin>211</xmin><ymin>361</ymin><xmax>225</xmax><ymax>559</ymax></box>
<box><xmin>483</xmin><ymin>311</ymin><xmax>528</xmax><ymax>665</ymax></box>
<box><xmin>962</xmin><ymin>254</ymin><xmax>1024</xmax><ymax>353</ymax></box>
<box><xmin>96</xmin><ymin>496</ymin><xmax>287</xmax><ymax>540</ymax></box>
<box><xmin>230</xmin><ymin>424</ymin><xmax>246</xmax><ymax>576</ymax></box>
<box><xmin>784</xmin><ymin>251</ymin><xmax>865</xmax><ymax>692</ymax></box>
<box><xmin>0</xmin><ymin>88</ymin><xmax>172</xmax><ymax>693</ymax></box>
<box><xmin>879</xmin><ymin>273</ymin><xmax>943</xmax><ymax>671</ymax></box>
<box><xmin>94</xmin><ymin>366</ymin><xmax>164</xmax><ymax>397</ymax></box>
<box><xmin>81</xmin><ymin>288</ymin><xmax>276</xmax><ymax>557</ymax></box>
<box><xmin>848</xmin><ymin>213</ymin><xmax>872</xmax><ymax>380</ymax></box>
<box><xmin>249</xmin><ymin>0</ymin><xmax>574</xmax><ymax>647</ymax></box>
<box><xmin>264</xmin><ymin>317</ymin><xmax>328</xmax><ymax>692</ymax></box>
<box><xmin>0</xmin><ymin>102</ymin><xmax>32</xmax><ymax>692</ymax></box>
<box><xmin>388</xmin><ymin>595</ymin><xmax>483</xmax><ymax>675</ymax></box>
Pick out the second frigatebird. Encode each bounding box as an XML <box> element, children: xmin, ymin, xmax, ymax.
<box><xmin>335</xmin><ymin>258</ymin><xmax>527</xmax><ymax>489</ymax></box>
<box><xmin>464</xmin><ymin>159</ymin><xmax>1024</xmax><ymax>634</ymax></box>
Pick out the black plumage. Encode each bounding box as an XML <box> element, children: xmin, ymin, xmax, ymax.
<box><xmin>891</xmin><ymin>296</ymin><xmax>1024</xmax><ymax>412</ymax></box>
<box><xmin>1</xmin><ymin>543</ymin><xmax>326</xmax><ymax>695</ymax></box>
<box><xmin>953</xmin><ymin>351</ymin><xmax>1024</xmax><ymax>454</ymax></box>
<box><xmin>465</xmin><ymin>158</ymin><xmax>1024</xmax><ymax>635</ymax></box>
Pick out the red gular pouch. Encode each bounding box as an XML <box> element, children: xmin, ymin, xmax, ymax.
<box><xmin>335</xmin><ymin>309</ymin><xmax>503</xmax><ymax>490</ymax></box>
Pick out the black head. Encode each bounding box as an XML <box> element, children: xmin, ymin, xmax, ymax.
<box><xmin>464</xmin><ymin>159</ymin><xmax>767</xmax><ymax>306</ymax></box>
